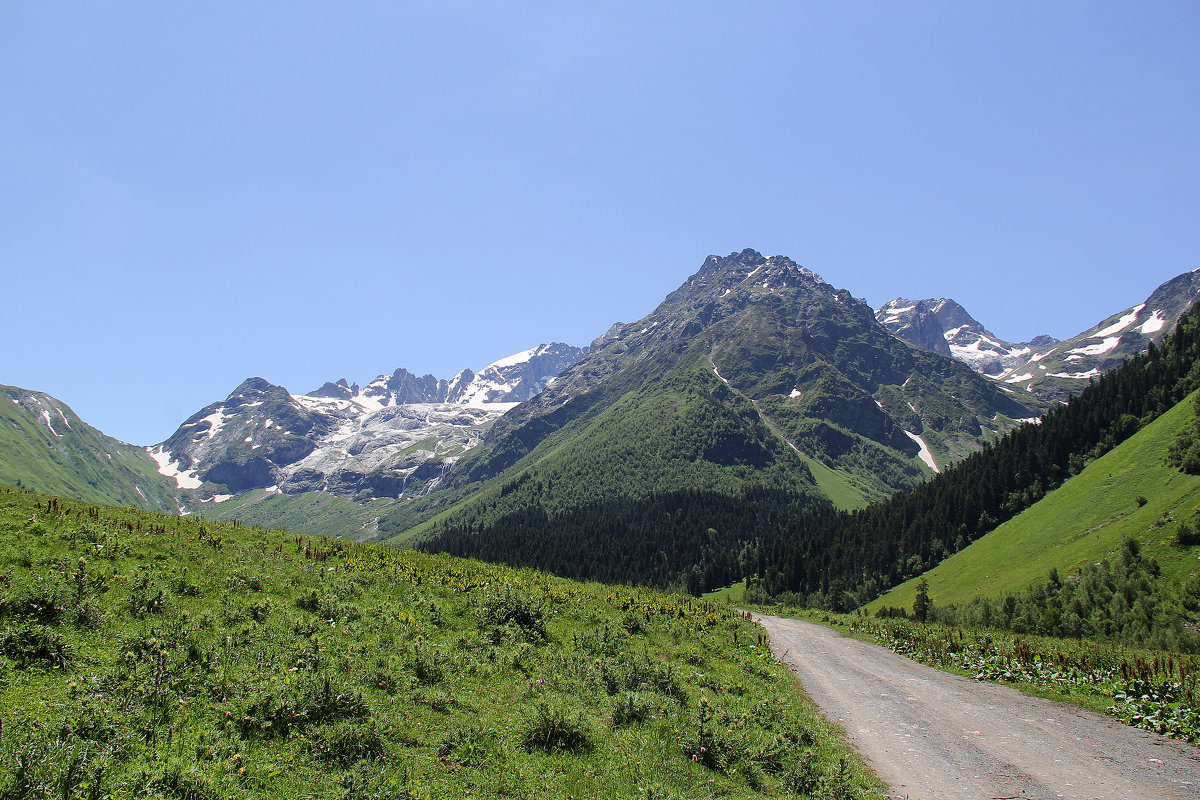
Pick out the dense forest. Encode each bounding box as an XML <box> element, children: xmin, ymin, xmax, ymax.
<box><xmin>756</xmin><ymin>304</ymin><xmax>1200</xmax><ymax>608</ymax></box>
<box><xmin>424</xmin><ymin>485</ymin><xmax>823</xmax><ymax>593</ymax></box>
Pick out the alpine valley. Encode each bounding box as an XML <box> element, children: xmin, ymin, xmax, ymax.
<box><xmin>4</xmin><ymin>250</ymin><xmax>1199</xmax><ymax>593</ymax></box>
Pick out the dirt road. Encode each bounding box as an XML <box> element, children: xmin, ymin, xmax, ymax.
<box><xmin>755</xmin><ymin>614</ymin><xmax>1200</xmax><ymax>799</ymax></box>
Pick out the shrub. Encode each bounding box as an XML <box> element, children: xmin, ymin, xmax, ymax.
<box><xmin>129</xmin><ymin>572</ymin><xmax>168</xmax><ymax>617</ymax></box>
<box><xmin>1177</xmin><ymin>521</ymin><xmax>1200</xmax><ymax>547</ymax></box>
<box><xmin>0</xmin><ymin>623</ymin><xmax>73</xmax><ymax>668</ymax></box>
<box><xmin>438</xmin><ymin>724</ymin><xmax>501</xmax><ymax>768</ymax></box>
<box><xmin>480</xmin><ymin>591</ymin><xmax>547</xmax><ymax>639</ymax></box>
<box><xmin>148</xmin><ymin>762</ymin><xmax>222</xmax><ymax>800</ymax></box>
<box><xmin>0</xmin><ymin>578</ymin><xmax>66</xmax><ymax>624</ymax></box>
<box><xmin>611</xmin><ymin>692</ymin><xmax>655</xmax><ymax>726</ymax></box>
<box><xmin>310</xmin><ymin>721</ymin><xmax>386</xmax><ymax>767</ymax></box>
<box><xmin>0</xmin><ymin>733</ymin><xmax>110</xmax><ymax>799</ymax></box>
<box><xmin>680</xmin><ymin>697</ymin><xmax>737</xmax><ymax>772</ymax></box>
<box><xmin>235</xmin><ymin>675</ymin><xmax>368</xmax><ymax>740</ymax></box>
<box><xmin>408</xmin><ymin>647</ymin><xmax>445</xmax><ymax>685</ymax></box>
<box><xmin>520</xmin><ymin>702</ymin><xmax>592</xmax><ymax>753</ymax></box>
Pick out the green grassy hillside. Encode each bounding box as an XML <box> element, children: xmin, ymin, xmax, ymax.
<box><xmin>868</xmin><ymin>391</ymin><xmax>1200</xmax><ymax>613</ymax></box>
<box><xmin>0</xmin><ymin>385</ymin><xmax>180</xmax><ymax>511</ymax></box>
<box><xmin>198</xmin><ymin>485</ymin><xmax>392</xmax><ymax>539</ymax></box>
<box><xmin>0</xmin><ymin>485</ymin><xmax>881</xmax><ymax>799</ymax></box>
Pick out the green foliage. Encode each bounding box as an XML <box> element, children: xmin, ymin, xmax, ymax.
<box><xmin>872</xmin><ymin>385</ymin><xmax>1200</xmax><ymax>618</ymax></box>
<box><xmin>0</xmin><ymin>485</ymin><xmax>883</xmax><ymax>799</ymax></box>
<box><xmin>925</xmin><ymin>539</ymin><xmax>1200</xmax><ymax>652</ymax></box>
<box><xmin>1167</xmin><ymin>393</ymin><xmax>1200</xmax><ymax>473</ymax></box>
<box><xmin>0</xmin><ymin>623</ymin><xmax>73</xmax><ymax>668</ymax></box>
<box><xmin>912</xmin><ymin>578</ymin><xmax>931</xmax><ymax>623</ymax></box>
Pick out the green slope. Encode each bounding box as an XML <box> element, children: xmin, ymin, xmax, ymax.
<box><xmin>868</xmin><ymin>390</ymin><xmax>1200</xmax><ymax>613</ymax></box>
<box><xmin>0</xmin><ymin>385</ymin><xmax>180</xmax><ymax>510</ymax></box>
<box><xmin>394</xmin><ymin>362</ymin><xmax>826</xmax><ymax>544</ymax></box>
<box><xmin>197</xmin><ymin>485</ymin><xmax>392</xmax><ymax>538</ymax></box>
<box><xmin>0</xmin><ymin>486</ymin><xmax>881</xmax><ymax>799</ymax></box>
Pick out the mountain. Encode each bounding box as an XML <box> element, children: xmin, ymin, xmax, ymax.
<box><xmin>150</xmin><ymin>343</ymin><xmax>584</xmax><ymax>503</ymax></box>
<box><xmin>878</xmin><ymin>268</ymin><xmax>1200</xmax><ymax>402</ymax></box>
<box><xmin>407</xmin><ymin>249</ymin><xmax>1044</xmax><ymax>587</ymax></box>
<box><xmin>876</xmin><ymin>298</ymin><xmax>1058</xmax><ymax>374</ymax></box>
<box><xmin>0</xmin><ymin>385</ymin><xmax>180</xmax><ymax>510</ymax></box>
<box><xmin>448</xmin><ymin>249</ymin><xmax>1041</xmax><ymax>496</ymax></box>
<box><xmin>754</xmin><ymin>302</ymin><xmax>1200</xmax><ymax>610</ymax></box>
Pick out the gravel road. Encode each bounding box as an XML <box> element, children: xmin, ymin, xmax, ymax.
<box><xmin>755</xmin><ymin>614</ymin><xmax>1200</xmax><ymax>800</ymax></box>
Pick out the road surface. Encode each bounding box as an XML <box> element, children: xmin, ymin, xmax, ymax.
<box><xmin>755</xmin><ymin>614</ymin><xmax>1200</xmax><ymax>800</ymax></box>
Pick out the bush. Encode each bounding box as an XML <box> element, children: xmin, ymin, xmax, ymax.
<box><xmin>235</xmin><ymin>675</ymin><xmax>368</xmax><ymax>740</ymax></box>
<box><xmin>438</xmin><ymin>724</ymin><xmax>501</xmax><ymax>768</ymax></box>
<box><xmin>680</xmin><ymin>698</ymin><xmax>736</xmax><ymax>772</ymax></box>
<box><xmin>309</xmin><ymin>721</ymin><xmax>386</xmax><ymax>767</ymax></box>
<box><xmin>129</xmin><ymin>572</ymin><xmax>168</xmax><ymax>617</ymax></box>
<box><xmin>520</xmin><ymin>702</ymin><xmax>592</xmax><ymax>753</ymax></box>
<box><xmin>0</xmin><ymin>623</ymin><xmax>73</xmax><ymax>667</ymax></box>
<box><xmin>1177</xmin><ymin>521</ymin><xmax>1200</xmax><ymax>547</ymax></box>
<box><xmin>610</xmin><ymin>692</ymin><xmax>655</xmax><ymax>726</ymax></box>
<box><xmin>480</xmin><ymin>591</ymin><xmax>547</xmax><ymax>639</ymax></box>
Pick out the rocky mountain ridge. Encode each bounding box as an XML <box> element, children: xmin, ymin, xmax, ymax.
<box><xmin>878</xmin><ymin>269</ymin><xmax>1200</xmax><ymax>402</ymax></box>
<box><xmin>148</xmin><ymin>343</ymin><xmax>585</xmax><ymax>503</ymax></box>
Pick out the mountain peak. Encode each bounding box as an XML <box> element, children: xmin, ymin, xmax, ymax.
<box><xmin>152</xmin><ymin>343</ymin><xmax>586</xmax><ymax>500</ymax></box>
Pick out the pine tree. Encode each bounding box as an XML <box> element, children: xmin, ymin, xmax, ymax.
<box><xmin>913</xmin><ymin>578</ymin><xmax>931</xmax><ymax>623</ymax></box>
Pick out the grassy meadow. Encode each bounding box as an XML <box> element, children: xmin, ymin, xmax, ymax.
<box><xmin>0</xmin><ymin>486</ymin><xmax>882</xmax><ymax>799</ymax></box>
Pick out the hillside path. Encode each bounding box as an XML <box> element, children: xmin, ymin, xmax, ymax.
<box><xmin>754</xmin><ymin>614</ymin><xmax>1200</xmax><ymax>799</ymax></box>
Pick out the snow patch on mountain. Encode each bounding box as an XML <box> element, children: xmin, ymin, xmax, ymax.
<box><xmin>40</xmin><ymin>409</ymin><xmax>62</xmax><ymax>438</ymax></box>
<box><xmin>904</xmin><ymin>431</ymin><xmax>939</xmax><ymax>473</ymax></box>
<box><xmin>490</xmin><ymin>345</ymin><xmax>548</xmax><ymax>369</ymax></box>
<box><xmin>1141</xmin><ymin>310</ymin><xmax>1167</xmax><ymax>334</ymax></box>
<box><xmin>157</xmin><ymin>343</ymin><xmax>585</xmax><ymax>500</ymax></box>
<box><xmin>1094</xmin><ymin>304</ymin><xmax>1145</xmax><ymax>337</ymax></box>
<box><xmin>1048</xmin><ymin>368</ymin><xmax>1101</xmax><ymax>380</ymax></box>
<box><xmin>192</xmin><ymin>409</ymin><xmax>228</xmax><ymax>440</ymax></box>
<box><xmin>1068</xmin><ymin>337</ymin><xmax>1121</xmax><ymax>357</ymax></box>
<box><xmin>148</xmin><ymin>446</ymin><xmax>203</xmax><ymax>489</ymax></box>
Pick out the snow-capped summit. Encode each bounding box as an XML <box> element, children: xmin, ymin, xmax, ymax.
<box><xmin>151</xmin><ymin>343</ymin><xmax>586</xmax><ymax>502</ymax></box>
<box><xmin>878</xmin><ymin>268</ymin><xmax>1200</xmax><ymax>402</ymax></box>
<box><xmin>878</xmin><ymin>298</ymin><xmax>1051</xmax><ymax>377</ymax></box>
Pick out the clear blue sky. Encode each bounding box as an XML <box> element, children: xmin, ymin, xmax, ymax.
<box><xmin>3</xmin><ymin>2</ymin><xmax>1197</xmax><ymax>445</ymax></box>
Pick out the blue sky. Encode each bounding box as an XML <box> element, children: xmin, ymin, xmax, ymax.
<box><xmin>3</xmin><ymin>2</ymin><xmax>1197</xmax><ymax>445</ymax></box>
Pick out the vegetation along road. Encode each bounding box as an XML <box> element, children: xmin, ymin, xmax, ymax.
<box><xmin>755</xmin><ymin>614</ymin><xmax>1200</xmax><ymax>799</ymax></box>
